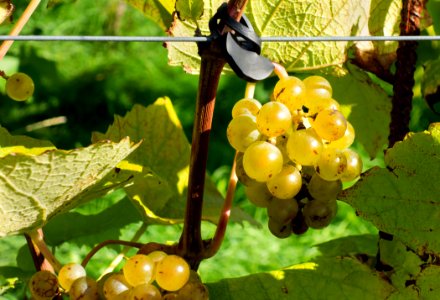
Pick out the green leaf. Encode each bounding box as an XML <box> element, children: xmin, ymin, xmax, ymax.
<box><xmin>340</xmin><ymin>123</ymin><xmax>440</xmax><ymax>254</ymax></box>
<box><xmin>0</xmin><ymin>137</ymin><xmax>139</xmax><ymax>237</ymax></box>
<box><xmin>125</xmin><ymin>0</ymin><xmax>174</xmax><ymax>30</ymax></box>
<box><xmin>421</xmin><ymin>59</ymin><xmax>440</xmax><ymax>112</ymax></box>
<box><xmin>92</xmin><ymin>97</ymin><xmax>254</xmax><ymax>225</ymax></box>
<box><xmin>206</xmin><ymin>256</ymin><xmax>394</xmax><ymax>300</ymax></box>
<box><xmin>326</xmin><ymin>64</ymin><xmax>391</xmax><ymax>158</ymax></box>
<box><xmin>0</xmin><ymin>125</ymin><xmax>55</xmax><ymax>157</ymax></box>
<box><xmin>175</xmin><ymin>0</ymin><xmax>204</xmax><ymax>22</ymax></box>
<box><xmin>165</xmin><ymin>0</ymin><xmax>402</xmax><ymax>73</ymax></box>
<box><xmin>314</xmin><ymin>234</ymin><xmax>378</xmax><ymax>258</ymax></box>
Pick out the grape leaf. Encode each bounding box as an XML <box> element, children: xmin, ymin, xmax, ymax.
<box><xmin>125</xmin><ymin>0</ymin><xmax>174</xmax><ymax>30</ymax></box>
<box><xmin>314</xmin><ymin>234</ymin><xmax>378</xmax><ymax>258</ymax></box>
<box><xmin>0</xmin><ymin>125</ymin><xmax>55</xmax><ymax>157</ymax></box>
<box><xmin>340</xmin><ymin>123</ymin><xmax>440</xmax><ymax>255</ymax></box>
<box><xmin>175</xmin><ymin>0</ymin><xmax>204</xmax><ymax>22</ymax></box>
<box><xmin>92</xmin><ymin>97</ymin><xmax>255</xmax><ymax>225</ymax></box>
<box><xmin>0</xmin><ymin>137</ymin><xmax>139</xmax><ymax>237</ymax></box>
<box><xmin>421</xmin><ymin>59</ymin><xmax>440</xmax><ymax>113</ymax></box>
<box><xmin>326</xmin><ymin>64</ymin><xmax>391</xmax><ymax>158</ymax></box>
<box><xmin>206</xmin><ymin>256</ymin><xmax>394</xmax><ymax>300</ymax></box>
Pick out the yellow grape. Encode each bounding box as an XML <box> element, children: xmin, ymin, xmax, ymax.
<box><xmin>272</xmin><ymin>76</ymin><xmax>306</xmax><ymax>113</ymax></box>
<box><xmin>305</xmin><ymin>97</ymin><xmax>340</xmax><ymax>116</ymax></box>
<box><xmin>128</xmin><ymin>283</ymin><xmax>162</xmax><ymax>300</ymax></box>
<box><xmin>326</xmin><ymin>122</ymin><xmax>355</xmax><ymax>149</ymax></box>
<box><xmin>226</xmin><ymin>115</ymin><xmax>260</xmax><ymax>152</ymax></box>
<box><xmin>103</xmin><ymin>273</ymin><xmax>131</xmax><ymax>299</ymax></box>
<box><xmin>245</xmin><ymin>182</ymin><xmax>273</xmax><ymax>207</ymax></box>
<box><xmin>256</xmin><ymin>101</ymin><xmax>292</xmax><ymax>137</ymax></box>
<box><xmin>28</xmin><ymin>270</ymin><xmax>59</xmax><ymax>300</ymax></box>
<box><xmin>266</xmin><ymin>164</ymin><xmax>302</xmax><ymax>199</ymax></box>
<box><xmin>312</xmin><ymin>109</ymin><xmax>347</xmax><ymax>141</ymax></box>
<box><xmin>307</xmin><ymin>173</ymin><xmax>342</xmax><ymax>201</ymax></box>
<box><xmin>286</xmin><ymin>128</ymin><xmax>323</xmax><ymax>166</ymax></box>
<box><xmin>303</xmin><ymin>75</ymin><xmax>332</xmax><ymax>99</ymax></box>
<box><xmin>123</xmin><ymin>254</ymin><xmax>155</xmax><ymax>286</ymax></box>
<box><xmin>236</xmin><ymin>152</ymin><xmax>258</xmax><ymax>186</ymax></box>
<box><xmin>315</xmin><ymin>148</ymin><xmax>347</xmax><ymax>181</ymax></box>
<box><xmin>341</xmin><ymin>148</ymin><xmax>363</xmax><ymax>182</ymax></box>
<box><xmin>232</xmin><ymin>98</ymin><xmax>262</xmax><ymax>118</ymax></box>
<box><xmin>5</xmin><ymin>72</ymin><xmax>35</xmax><ymax>101</ymax></box>
<box><xmin>243</xmin><ymin>141</ymin><xmax>283</xmax><ymax>182</ymax></box>
<box><xmin>58</xmin><ymin>263</ymin><xmax>86</xmax><ymax>292</ymax></box>
<box><xmin>155</xmin><ymin>255</ymin><xmax>190</xmax><ymax>292</ymax></box>
<box><xmin>69</xmin><ymin>277</ymin><xmax>99</xmax><ymax>300</ymax></box>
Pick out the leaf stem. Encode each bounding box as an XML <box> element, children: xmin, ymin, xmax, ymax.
<box><xmin>27</xmin><ymin>229</ymin><xmax>62</xmax><ymax>273</ymax></box>
<box><xmin>0</xmin><ymin>0</ymin><xmax>41</xmax><ymax>60</ymax></box>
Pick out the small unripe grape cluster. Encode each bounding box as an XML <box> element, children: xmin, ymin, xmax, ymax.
<box><xmin>28</xmin><ymin>253</ymin><xmax>207</xmax><ymax>299</ymax></box>
<box><xmin>227</xmin><ymin>75</ymin><xmax>363</xmax><ymax>238</ymax></box>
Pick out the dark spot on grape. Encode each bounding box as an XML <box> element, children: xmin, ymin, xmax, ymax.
<box><xmin>316</xmin><ymin>166</ymin><xmax>320</xmax><ymax>173</ymax></box>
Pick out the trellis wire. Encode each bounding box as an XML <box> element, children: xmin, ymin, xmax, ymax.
<box><xmin>0</xmin><ymin>35</ymin><xmax>439</xmax><ymax>42</ymax></box>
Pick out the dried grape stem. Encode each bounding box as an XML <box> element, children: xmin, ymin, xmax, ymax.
<box><xmin>388</xmin><ymin>0</ymin><xmax>424</xmax><ymax>147</ymax></box>
<box><xmin>27</xmin><ymin>229</ymin><xmax>62</xmax><ymax>272</ymax></box>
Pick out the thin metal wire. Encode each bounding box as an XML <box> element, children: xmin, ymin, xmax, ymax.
<box><xmin>0</xmin><ymin>35</ymin><xmax>439</xmax><ymax>42</ymax></box>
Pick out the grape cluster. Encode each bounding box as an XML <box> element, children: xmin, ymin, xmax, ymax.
<box><xmin>227</xmin><ymin>75</ymin><xmax>363</xmax><ymax>238</ymax></box>
<box><xmin>28</xmin><ymin>252</ymin><xmax>208</xmax><ymax>300</ymax></box>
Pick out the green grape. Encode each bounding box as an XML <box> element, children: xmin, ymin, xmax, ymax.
<box><xmin>286</xmin><ymin>128</ymin><xmax>323</xmax><ymax>166</ymax></box>
<box><xmin>103</xmin><ymin>273</ymin><xmax>131</xmax><ymax>299</ymax></box>
<box><xmin>5</xmin><ymin>72</ymin><xmax>35</xmax><ymax>101</ymax></box>
<box><xmin>235</xmin><ymin>152</ymin><xmax>257</xmax><ymax>186</ymax></box>
<box><xmin>128</xmin><ymin>283</ymin><xmax>162</xmax><ymax>300</ymax></box>
<box><xmin>305</xmin><ymin>97</ymin><xmax>340</xmax><ymax>116</ymax></box>
<box><xmin>267</xmin><ymin>197</ymin><xmax>299</xmax><ymax>224</ymax></box>
<box><xmin>163</xmin><ymin>293</ymin><xmax>179</xmax><ymax>299</ymax></box>
<box><xmin>266</xmin><ymin>164</ymin><xmax>302</xmax><ymax>199</ymax></box>
<box><xmin>303</xmin><ymin>75</ymin><xmax>332</xmax><ymax>100</ymax></box>
<box><xmin>312</xmin><ymin>109</ymin><xmax>347</xmax><ymax>141</ymax></box>
<box><xmin>256</xmin><ymin>101</ymin><xmax>292</xmax><ymax>137</ymax></box>
<box><xmin>303</xmin><ymin>199</ymin><xmax>337</xmax><ymax>229</ymax></box>
<box><xmin>69</xmin><ymin>276</ymin><xmax>99</xmax><ymax>300</ymax></box>
<box><xmin>326</xmin><ymin>122</ymin><xmax>355</xmax><ymax>149</ymax></box>
<box><xmin>28</xmin><ymin>270</ymin><xmax>59</xmax><ymax>300</ymax></box>
<box><xmin>243</xmin><ymin>141</ymin><xmax>283</xmax><ymax>182</ymax></box>
<box><xmin>227</xmin><ymin>115</ymin><xmax>260</xmax><ymax>152</ymax></box>
<box><xmin>291</xmin><ymin>210</ymin><xmax>309</xmax><ymax>235</ymax></box>
<box><xmin>155</xmin><ymin>255</ymin><xmax>190</xmax><ymax>292</ymax></box>
<box><xmin>58</xmin><ymin>263</ymin><xmax>86</xmax><ymax>292</ymax></box>
<box><xmin>232</xmin><ymin>98</ymin><xmax>262</xmax><ymax>118</ymax></box>
<box><xmin>315</xmin><ymin>148</ymin><xmax>347</xmax><ymax>181</ymax></box>
<box><xmin>268</xmin><ymin>218</ymin><xmax>292</xmax><ymax>238</ymax></box>
<box><xmin>113</xmin><ymin>289</ymin><xmax>130</xmax><ymax>300</ymax></box>
<box><xmin>123</xmin><ymin>254</ymin><xmax>155</xmax><ymax>286</ymax></box>
<box><xmin>307</xmin><ymin>173</ymin><xmax>342</xmax><ymax>201</ymax></box>
<box><xmin>245</xmin><ymin>182</ymin><xmax>273</xmax><ymax>207</ymax></box>
<box><xmin>272</xmin><ymin>76</ymin><xmax>306</xmax><ymax>113</ymax></box>
<box><xmin>341</xmin><ymin>148</ymin><xmax>363</xmax><ymax>182</ymax></box>
<box><xmin>174</xmin><ymin>270</ymin><xmax>209</xmax><ymax>300</ymax></box>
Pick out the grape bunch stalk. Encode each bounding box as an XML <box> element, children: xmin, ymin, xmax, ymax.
<box><xmin>227</xmin><ymin>73</ymin><xmax>363</xmax><ymax>238</ymax></box>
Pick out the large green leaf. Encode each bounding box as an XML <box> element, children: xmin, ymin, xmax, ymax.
<box><xmin>207</xmin><ymin>256</ymin><xmax>394</xmax><ymax>299</ymax></box>
<box><xmin>326</xmin><ymin>64</ymin><xmax>391</xmax><ymax>158</ymax></box>
<box><xmin>314</xmin><ymin>234</ymin><xmax>378</xmax><ymax>258</ymax></box>
<box><xmin>92</xmin><ymin>97</ymin><xmax>254</xmax><ymax>225</ymax></box>
<box><xmin>125</xmin><ymin>0</ymin><xmax>174</xmax><ymax>30</ymax></box>
<box><xmin>0</xmin><ymin>125</ymin><xmax>55</xmax><ymax>157</ymax></box>
<box><xmin>340</xmin><ymin>123</ymin><xmax>440</xmax><ymax>255</ymax></box>
<box><xmin>0</xmin><ymin>136</ymin><xmax>139</xmax><ymax>237</ymax></box>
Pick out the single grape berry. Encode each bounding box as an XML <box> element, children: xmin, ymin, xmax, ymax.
<box><xmin>315</xmin><ymin>148</ymin><xmax>347</xmax><ymax>181</ymax></box>
<box><xmin>256</xmin><ymin>101</ymin><xmax>292</xmax><ymax>137</ymax></box>
<box><xmin>28</xmin><ymin>270</ymin><xmax>59</xmax><ymax>300</ymax></box>
<box><xmin>286</xmin><ymin>128</ymin><xmax>323</xmax><ymax>166</ymax></box>
<box><xmin>5</xmin><ymin>72</ymin><xmax>35</xmax><ymax>101</ymax></box>
<box><xmin>267</xmin><ymin>197</ymin><xmax>299</xmax><ymax>225</ymax></box>
<box><xmin>155</xmin><ymin>255</ymin><xmax>190</xmax><ymax>292</ymax></box>
<box><xmin>129</xmin><ymin>283</ymin><xmax>162</xmax><ymax>300</ymax></box>
<box><xmin>303</xmin><ymin>199</ymin><xmax>337</xmax><ymax>229</ymax></box>
<box><xmin>103</xmin><ymin>273</ymin><xmax>131</xmax><ymax>299</ymax></box>
<box><xmin>58</xmin><ymin>263</ymin><xmax>86</xmax><ymax>292</ymax></box>
<box><xmin>272</xmin><ymin>76</ymin><xmax>305</xmax><ymax>113</ymax></box>
<box><xmin>243</xmin><ymin>141</ymin><xmax>283</xmax><ymax>182</ymax></box>
<box><xmin>227</xmin><ymin>115</ymin><xmax>260</xmax><ymax>152</ymax></box>
<box><xmin>266</xmin><ymin>165</ymin><xmax>302</xmax><ymax>199</ymax></box>
<box><xmin>341</xmin><ymin>148</ymin><xmax>363</xmax><ymax>181</ymax></box>
<box><xmin>312</xmin><ymin>109</ymin><xmax>347</xmax><ymax>141</ymax></box>
<box><xmin>69</xmin><ymin>276</ymin><xmax>99</xmax><ymax>300</ymax></box>
<box><xmin>122</xmin><ymin>254</ymin><xmax>155</xmax><ymax>286</ymax></box>
<box><xmin>232</xmin><ymin>98</ymin><xmax>262</xmax><ymax>118</ymax></box>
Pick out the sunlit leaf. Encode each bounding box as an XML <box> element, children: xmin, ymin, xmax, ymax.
<box><xmin>175</xmin><ymin>0</ymin><xmax>204</xmax><ymax>22</ymax></box>
<box><xmin>340</xmin><ymin>123</ymin><xmax>440</xmax><ymax>254</ymax></box>
<box><xmin>207</xmin><ymin>256</ymin><xmax>394</xmax><ymax>299</ymax></box>
<box><xmin>421</xmin><ymin>59</ymin><xmax>440</xmax><ymax>113</ymax></box>
<box><xmin>125</xmin><ymin>0</ymin><xmax>174</xmax><ymax>30</ymax></box>
<box><xmin>0</xmin><ymin>137</ymin><xmax>139</xmax><ymax>236</ymax></box>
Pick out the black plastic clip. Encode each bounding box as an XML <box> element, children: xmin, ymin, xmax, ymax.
<box><xmin>208</xmin><ymin>3</ymin><xmax>274</xmax><ymax>82</ymax></box>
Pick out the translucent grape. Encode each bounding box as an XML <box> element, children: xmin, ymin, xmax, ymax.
<box><xmin>245</xmin><ymin>182</ymin><xmax>273</xmax><ymax>207</ymax></box>
<box><xmin>272</xmin><ymin>76</ymin><xmax>305</xmax><ymax>113</ymax></box>
<box><xmin>128</xmin><ymin>283</ymin><xmax>162</xmax><ymax>300</ymax></box>
<box><xmin>303</xmin><ymin>75</ymin><xmax>332</xmax><ymax>100</ymax></box>
<box><xmin>5</xmin><ymin>72</ymin><xmax>35</xmax><ymax>101</ymax></box>
<box><xmin>235</xmin><ymin>152</ymin><xmax>257</xmax><ymax>186</ymax></box>
<box><xmin>123</xmin><ymin>254</ymin><xmax>155</xmax><ymax>286</ymax></box>
<box><xmin>313</xmin><ymin>109</ymin><xmax>347</xmax><ymax>141</ymax></box>
<box><xmin>286</xmin><ymin>128</ymin><xmax>323</xmax><ymax>166</ymax></box>
<box><xmin>232</xmin><ymin>98</ymin><xmax>262</xmax><ymax>118</ymax></box>
<box><xmin>103</xmin><ymin>273</ymin><xmax>131</xmax><ymax>299</ymax></box>
<box><xmin>227</xmin><ymin>115</ymin><xmax>260</xmax><ymax>152</ymax></box>
<box><xmin>69</xmin><ymin>276</ymin><xmax>99</xmax><ymax>300</ymax></box>
<box><xmin>341</xmin><ymin>148</ymin><xmax>363</xmax><ymax>182</ymax></box>
<box><xmin>155</xmin><ymin>255</ymin><xmax>190</xmax><ymax>292</ymax></box>
<box><xmin>307</xmin><ymin>173</ymin><xmax>342</xmax><ymax>201</ymax></box>
<box><xmin>303</xmin><ymin>199</ymin><xmax>337</xmax><ymax>229</ymax></box>
<box><xmin>58</xmin><ymin>263</ymin><xmax>86</xmax><ymax>292</ymax></box>
<box><xmin>267</xmin><ymin>197</ymin><xmax>299</xmax><ymax>224</ymax></box>
<box><xmin>243</xmin><ymin>141</ymin><xmax>283</xmax><ymax>182</ymax></box>
<box><xmin>326</xmin><ymin>122</ymin><xmax>355</xmax><ymax>149</ymax></box>
<box><xmin>28</xmin><ymin>270</ymin><xmax>59</xmax><ymax>300</ymax></box>
<box><xmin>266</xmin><ymin>165</ymin><xmax>302</xmax><ymax>199</ymax></box>
<box><xmin>256</xmin><ymin>101</ymin><xmax>292</xmax><ymax>137</ymax></box>
<box><xmin>305</xmin><ymin>97</ymin><xmax>340</xmax><ymax>116</ymax></box>
<box><xmin>315</xmin><ymin>148</ymin><xmax>347</xmax><ymax>181</ymax></box>
<box><xmin>268</xmin><ymin>218</ymin><xmax>292</xmax><ymax>238</ymax></box>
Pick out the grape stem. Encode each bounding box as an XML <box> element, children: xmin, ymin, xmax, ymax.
<box><xmin>273</xmin><ymin>62</ymin><xmax>289</xmax><ymax>79</ymax></box>
<box><xmin>27</xmin><ymin>229</ymin><xmax>62</xmax><ymax>273</ymax></box>
<box><xmin>0</xmin><ymin>0</ymin><xmax>41</xmax><ymax>60</ymax></box>
<box><xmin>179</xmin><ymin>0</ymin><xmax>249</xmax><ymax>269</ymax></box>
